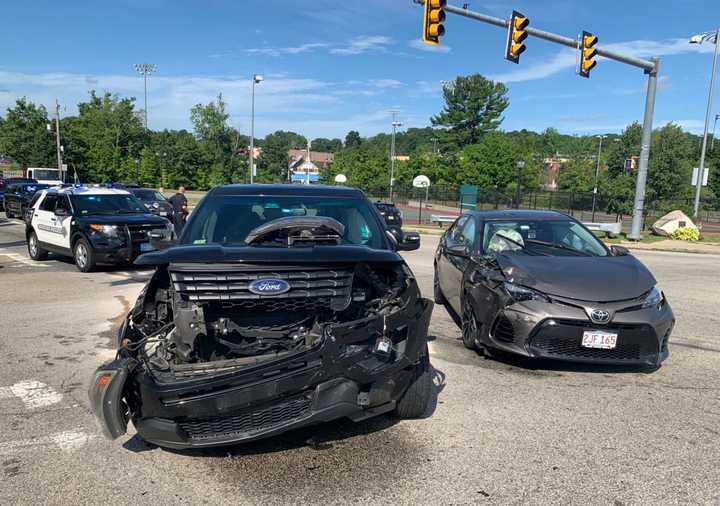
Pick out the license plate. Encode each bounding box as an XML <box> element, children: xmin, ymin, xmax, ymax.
<box><xmin>140</xmin><ymin>242</ymin><xmax>155</xmax><ymax>252</ymax></box>
<box><xmin>582</xmin><ymin>330</ymin><xmax>618</xmax><ymax>349</ymax></box>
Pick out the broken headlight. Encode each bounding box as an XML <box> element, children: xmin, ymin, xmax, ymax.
<box><xmin>503</xmin><ymin>282</ymin><xmax>550</xmax><ymax>303</ymax></box>
<box><xmin>641</xmin><ymin>286</ymin><xmax>664</xmax><ymax>309</ymax></box>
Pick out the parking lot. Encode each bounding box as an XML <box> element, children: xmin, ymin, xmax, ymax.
<box><xmin>1</xmin><ymin>213</ymin><xmax>719</xmax><ymax>505</ymax></box>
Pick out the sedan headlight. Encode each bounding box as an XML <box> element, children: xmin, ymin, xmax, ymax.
<box><xmin>89</xmin><ymin>224</ymin><xmax>120</xmax><ymax>237</ymax></box>
<box><xmin>503</xmin><ymin>282</ymin><xmax>550</xmax><ymax>303</ymax></box>
<box><xmin>642</xmin><ymin>286</ymin><xmax>664</xmax><ymax>309</ymax></box>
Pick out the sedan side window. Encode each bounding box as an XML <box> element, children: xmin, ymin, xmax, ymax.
<box><xmin>446</xmin><ymin>216</ymin><xmax>468</xmax><ymax>248</ymax></box>
<box><xmin>460</xmin><ymin>218</ymin><xmax>476</xmax><ymax>253</ymax></box>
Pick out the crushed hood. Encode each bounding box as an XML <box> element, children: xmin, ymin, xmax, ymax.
<box><xmin>495</xmin><ymin>253</ymin><xmax>656</xmax><ymax>301</ymax></box>
<box><xmin>135</xmin><ymin>244</ymin><xmax>403</xmax><ymax>266</ymax></box>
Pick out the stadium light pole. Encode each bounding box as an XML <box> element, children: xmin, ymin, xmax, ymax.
<box><xmin>689</xmin><ymin>29</ymin><xmax>719</xmax><ymax>218</ymax></box>
<box><xmin>389</xmin><ymin>110</ymin><xmax>401</xmax><ymax>201</ymax></box>
<box><xmin>133</xmin><ymin>63</ymin><xmax>157</xmax><ymax>130</ymax></box>
<box><xmin>591</xmin><ymin>135</ymin><xmax>607</xmax><ymax>221</ymax></box>
<box><xmin>250</xmin><ymin>74</ymin><xmax>263</xmax><ymax>184</ymax></box>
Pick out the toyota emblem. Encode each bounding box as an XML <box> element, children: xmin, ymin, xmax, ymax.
<box><xmin>589</xmin><ymin>308</ymin><xmax>611</xmax><ymax>324</ymax></box>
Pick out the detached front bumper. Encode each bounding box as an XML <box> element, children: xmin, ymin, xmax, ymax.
<box><xmin>91</xmin><ymin>297</ymin><xmax>433</xmax><ymax>449</ymax></box>
<box><xmin>486</xmin><ymin>299</ymin><xmax>675</xmax><ymax>367</ymax></box>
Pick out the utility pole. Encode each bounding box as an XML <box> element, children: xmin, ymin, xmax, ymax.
<box><xmin>54</xmin><ymin>99</ymin><xmax>63</xmax><ymax>177</ymax></box>
<box><xmin>689</xmin><ymin>29</ymin><xmax>719</xmax><ymax>218</ymax></box>
<box><xmin>250</xmin><ymin>74</ymin><xmax>264</xmax><ymax>184</ymax></box>
<box><xmin>431</xmin><ymin>137</ymin><xmax>439</xmax><ymax>155</ymax></box>
<box><xmin>133</xmin><ymin>63</ymin><xmax>157</xmax><ymax>130</ymax></box>
<box><xmin>712</xmin><ymin>113</ymin><xmax>719</xmax><ymax>151</ymax></box>
<box><xmin>591</xmin><ymin>135</ymin><xmax>606</xmax><ymax>221</ymax></box>
<box><xmin>389</xmin><ymin>110</ymin><xmax>401</xmax><ymax>201</ymax></box>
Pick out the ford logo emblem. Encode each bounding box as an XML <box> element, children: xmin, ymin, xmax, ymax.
<box><xmin>248</xmin><ymin>278</ymin><xmax>291</xmax><ymax>296</ymax></box>
<box><xmin>588</xmin><ymin>308</ymin><xmax>611</xmax><ymax>324</ymax></box>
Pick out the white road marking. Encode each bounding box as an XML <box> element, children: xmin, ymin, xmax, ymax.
<box><xmin>0</xmin><ymin>250</ymin><xmax>49</xmax><ymax>267</ymax></box>
<box><xmin>9</xmin><ymin>380</ymin><xmax>63</xmax><ymax>409</ymax></box>
<box><xmin>0</xmin><ymin>430</ymin><xmax>96</xmax><ymax>455</ymax></box>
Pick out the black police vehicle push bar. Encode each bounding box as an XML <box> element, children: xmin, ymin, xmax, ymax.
<box><xmin>412</xmin><ymin>0</ymin><xmax>660</xmax><ymax>241</ymax></box>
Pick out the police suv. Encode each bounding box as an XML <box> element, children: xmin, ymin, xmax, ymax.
<box><xmin>26</xmin><ymin>186</ymin><xmax>172</xmax><ymax>272</ymax></box>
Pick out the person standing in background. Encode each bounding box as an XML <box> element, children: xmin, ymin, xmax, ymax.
<box><xmin>168</xmin><ymin>185</ymin><xmax>188</xmax><ymax>236</ymax></box>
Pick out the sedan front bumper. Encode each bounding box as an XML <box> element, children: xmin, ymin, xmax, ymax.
<box><xmin>487</xmin><ymin>299</ymin><xmax>675</xmax><ymax>367</ymax></box>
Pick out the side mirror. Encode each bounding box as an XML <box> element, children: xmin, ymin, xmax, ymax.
<box><xmin>610</xmin><ymin>245</ymin><xmax>630</xmax><ymax>256</ymax></box>
<box><xmin>397</xmin><ymin>231</ymin><xmax>421</xmax><ymax>251</ymax></box>
<box><xmin>149</xmin><ymin>231</ymin><xmax>176</xmax><ymax>251</ymax></box>
<box><xmin>54</xmin><ymin>208</ymin><xmax>69</xmax><ymax>217</ymax></box>
<box><xmin>447</xmin><ymin>243</ymin><xmax>468</xmax><ymax>257</ymax></box>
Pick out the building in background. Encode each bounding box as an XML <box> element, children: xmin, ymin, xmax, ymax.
<box><xmin>288</xmin><ymin>145</ymin><xmax>334</xmax><ymax>184</ymax></box>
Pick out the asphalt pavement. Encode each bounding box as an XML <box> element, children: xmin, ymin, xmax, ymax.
<box><xmin>0</xmin><ymin>214</ymin><xmax>719</xmax><ymax>505</ymax></box>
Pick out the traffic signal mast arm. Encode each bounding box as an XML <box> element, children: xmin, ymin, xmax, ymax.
<box><xmin>413</xmin><ymin>0</ymin><xmax>657</xmax><ymax>74</ymax></box>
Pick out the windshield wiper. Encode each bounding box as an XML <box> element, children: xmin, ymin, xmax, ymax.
<box><xmin>524</xmin><ymin>239</ymin><xmax>591</xmax><ymax>256</ymax></box>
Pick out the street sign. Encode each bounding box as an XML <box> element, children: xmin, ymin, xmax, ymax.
<box><xmin>692</xmin><ymin>167</ymin><xmax>709</xmax><ymax>187</ymax></box>
<box><xmin>413</xmin><ymin>175</ymin><xmax>431</xmax><ymax>188</ymax></box>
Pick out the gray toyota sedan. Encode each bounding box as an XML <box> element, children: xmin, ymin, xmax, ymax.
<box><xmin>434</xmin><ymin>210</ymin><xmax>675</xmax><ymax>368</ymax></box>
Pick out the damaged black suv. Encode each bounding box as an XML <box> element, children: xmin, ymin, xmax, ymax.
<box><xmin>90</xmin><ymin>184</ymin><xmax>433</xmax><ymax>449</ymax></box>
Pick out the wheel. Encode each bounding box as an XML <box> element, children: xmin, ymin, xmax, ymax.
<box><xmin>433</xmin><ymin>264</ymin><xmax>446</xmax><ymax>305</ymax></box>
<box><xmin>395</xmin><ymin>343</ymin><xmax>432</xmax><ymax>419</ymax></box>
<box><xmin>73</xmin><ymin>238</ymin><xmax>96</xmax><ymax>272</ymax></box>
<box><xmin>5</xmin><ymin>206</ymin><xmax>14</xmax><ymax>219</ymax></box>
<box><xmin>461</xmin><ymin>296</ymin><xmax>480</xmax><ymax>350</ymax></box>
<box><xmin>27</xmin><ymin>231</ymin><xmax>48</xmax><ymax>261</ymax></box>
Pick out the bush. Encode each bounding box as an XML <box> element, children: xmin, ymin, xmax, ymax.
<box><xmin>671</xmin><ymin>227</ymin><xmax>700</xmax><ymax>241</ymax></box>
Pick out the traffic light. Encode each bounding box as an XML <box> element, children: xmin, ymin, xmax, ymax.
<box><xmin>505</xmin><ymin>10</ymin><xmax>529</xmax><ymax>64</ymax></box>
<box><xmin>578</xmin><ymin>31</ymin><xmax>598</xmax><ymax>78</ymax></box>
<box><xmin>422</xmin><ymin>0</ymin><xmax>446</xmax><ymax>46</ymax></box>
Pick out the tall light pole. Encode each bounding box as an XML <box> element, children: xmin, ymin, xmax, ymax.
<box><xmin>689</xmin><ymin>29</ymin><xmax>719</xmax><ymax>218</ymax></box>
<box><xmin>133</xmin><ymin>63</ymin><xmax>157</xmax><ymax>130</ymax></box>
<box><xmin>249</xmin><ymin>74</ymin><xmax>263</xmax><ymax>184</ymax></box>
<box><xmin>591</xmin><ymin>135</ymin><xmax>607</xmax><ymax>221</ymax></box>
<box><xmin>712</xmin><ymin>113</ymin><xmax>720</xmax><ymax>151</ymax></box>
<box><xmin>515</xmin><ymin>158</ymin><xmax>525</xmax><ymax>209</ymax></box>
<box><xmin>389</xmin><ymin>110</ymin><xmax>401</xmax><ymax>201</ymax></box>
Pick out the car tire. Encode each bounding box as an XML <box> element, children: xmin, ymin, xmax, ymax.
<box><xmin>27</xmin><ymin>231</ymin><xmax>48</xmax><ymax>261</ymax></box>
<box><xmin>433</xmin><ymin>264</ymin><xmax>447</xmax><ymax>305</ymax></box>
<box><xmin>461</xmin><ymin>297</ymin><xmax>480</xmax><ymax>350</ymax></box>
<box><xmin>5</xmin><ymin>206</ymin><xmax>14</xmax><ymax>219</ymax></box>
<box><xmin>73</xmin><ymin>238</ymin><xmax>96</xmax><ymax>273</ymax></box>
<box><xmin>395</xmin><ymin>343</ymin><xmax>432</xmax><ymax>419</ymax></box>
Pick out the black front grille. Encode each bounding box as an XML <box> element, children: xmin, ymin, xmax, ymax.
<box><xmin>127</xmin><ymin>224</ymin><xmax>162</xmax><ymax>243</ymax></box>
<box><xmin>179</xmin><ymin>397</ymin><xmax>312</xmax><ymax>441</ymax></box>
<box><xmin>492</xmin><ymin>315</ymin><xmax>516</xmax><ymax>343</ymax></box>
<box><xmin>170</xmin><ymin>268</ymin><xmax>353</xmax><ymax>304</ymax></box>
<box><xmin>529</xmin><ymin>320</ymin><xmax>659</xmax><ymax>362</ymax></box>
<box><xmin>230</xmin><ymin>297</ymin><xmax>332</xmax><ymax>313</ymax></box>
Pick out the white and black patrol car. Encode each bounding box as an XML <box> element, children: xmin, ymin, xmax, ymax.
<box><xmin>25</xmin><ymin>186</ymin><xmax>172</xmax><ymax>272</ymax></box>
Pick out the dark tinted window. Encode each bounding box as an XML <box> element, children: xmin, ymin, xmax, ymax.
<box><xmin>40</xmin><ymin>194</ymin><xmax>58</xmax><ymax>211</ymax></box>
<box><xmin>56</xmin><ymin>195</ymin><xmax>72</xmax><ymax>213</ymax></box>
<box><xmin>182</xmin><ymin>195</ymin><xmax>386</xmax><ymax>249</ymax></box>
<box><xmin>132</xmin><ymin>189</ymin><xmax>167</xmax><ymax>201</ymax></box>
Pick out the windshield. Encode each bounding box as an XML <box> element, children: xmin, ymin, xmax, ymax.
<box><xmin>132</xmin><ymin>189</ymin><xmax>166</xmax><ymax>202</ymax></box>
<box><xmin>71</xmin><ymin>194</ymin><xmax>147</xmax><ymax>215</ymax></box>
<box><xmin>483</xmin><ymin>219</ymin><xmax>608</xmax><ymax>257</ymax></box>
<box><xmin>181</xmin><ymin>195</ymin><xmax>387</xmax><ymax>249</ymax></box>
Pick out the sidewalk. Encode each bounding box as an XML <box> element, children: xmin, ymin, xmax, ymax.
<box><xmin>619</xmin><ymin>239</ymin><xmax>720</xmax><ymax>255</ymax></box>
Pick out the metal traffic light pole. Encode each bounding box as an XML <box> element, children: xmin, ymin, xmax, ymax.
<box><xmin>413</xmin><ymin>0</ymin><xmax>660</xmax><ymax>240</ymax></box>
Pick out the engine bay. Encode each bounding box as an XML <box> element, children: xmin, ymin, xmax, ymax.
<box><xmin>120</xmin><ymin>262</ymin><xmax>414</xmax><ymax>371</ymax></box>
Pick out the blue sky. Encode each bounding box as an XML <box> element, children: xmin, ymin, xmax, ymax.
<box><xmin>1</xmin><ymin>0</ymin><xmax>719</xmax><ymax>140</ymax></box>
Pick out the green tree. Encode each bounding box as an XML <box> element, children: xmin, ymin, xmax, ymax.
<box><xmin>456</xmin><ymin>132</ymin><xmax>538</xmax><ymax>192</ymax></box>
<box><xmin>606</xmin><ymin>122</ymin><xmax>642</xmax><ymax>177</ymax></box>
<box><xmin>0</xmin><ymin>98</ymin><xmax>56</xmax><ymax>169</ymax></box>
<box><xmin>190</xmin><ymin>94</ymin><xmax>235</xmax><ymax>186</ymax></box>
<box><xmin>311</xmin><ymin>138</ymin><xmax>343</xmax><ymax>152</ymax></box>
<box><xmin>63</xmin><ymin>91</ymin><xmax>144</xmax><ymax>182</ymax></box>
<box><xmin>557</xmin><ymin>158</ymin><xmax>595</xmax><ymax>193</ymax></box>
<box><xmin>431</xmin><ymin>74</ymin><xmax>509</xmax><ymax>147</ymax></box>
<box><xmin>344</xmin><ymin>130</ymin><xmax>362</xmax><ymax>149</ymax></box>
<box><xmin>648</xmin><ymin>123</ymin><xmax>694</xmax><ymax>200</ymax></box>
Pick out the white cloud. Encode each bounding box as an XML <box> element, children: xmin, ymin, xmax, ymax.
<box><xmin>242</xmin><ymin>43</ymin><xmax>331</xmax><ymax>57</ymax></box>
<box><xmin>408</xmin><ymin>39</ymin><xmax>452</xmax><ymax>54</ymax></box>
<box><xmin>489</xmin><ymin>37</ymin><xmax>716</xmax><ymax>84</ymax></box>
<box><xmin>330</xmin><ymin>36</ymin><xmax>394</xmax><ymax>55</ymax></box>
